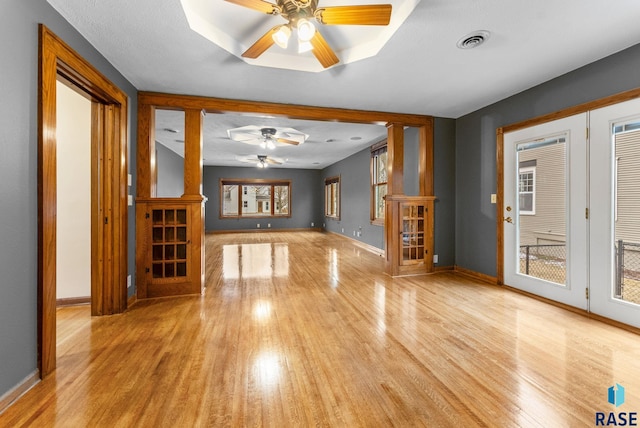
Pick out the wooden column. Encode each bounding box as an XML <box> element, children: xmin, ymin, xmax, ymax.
<box><xmin>418</xmin><ymin>118</ymin><xmax>434</xmax><ymax>196</ymax></box>
<box><xmin>386</xmin><ymin>122</ymin><xmax>404</xmax><ymax>195</ymax></box>
<box><xmin>183</xmin><ymin>109</ymin><xmax>203</xmax><ymax>197</ymax></box>
<box><xmin>136</xmin><ymin>102</ymin><xmax>155</xmax><ymax>198</ymax></box>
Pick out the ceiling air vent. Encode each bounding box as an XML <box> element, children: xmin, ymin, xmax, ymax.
<box><xmin>457</xmin><ymin>30</ymin><xmax>490</xmax><ymax>49</ymax></box>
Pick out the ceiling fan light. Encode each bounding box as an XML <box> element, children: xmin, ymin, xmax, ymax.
<box><xmin>272</xmin><ymin>25</ymin><xmax>291</xmax><ymax>49</ymax></box>
<box><xmin>298</xmin><ymin>40</ymin><xmax>313</xmax><ymax>53</ymax></box>
<box><xmin>297</xmin><ymin>18</ymin><xmax>315</xmax><ymax>42</ymax></box>
<box><xmin>267</xmin><ymin>140</ymin><xmax>276</xmax><ymax>150</ymax></box>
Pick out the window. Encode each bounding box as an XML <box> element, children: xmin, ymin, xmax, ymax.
<box><xmin>371</xmin><ymin>141</ymin><xmax>387</xmax><ymax>224</ymax></box>
<box><xmin>324</xmin><ymin>176</ymin><xmax>340</xmax><ymax>219</ymax></box>
<box><xmin>220</xmin><ymin>179</ymin><xmax>291</xmax><ymax>218</ymax></box>
<box><xmin>518</xmin><ymin>166</ymin><xmax>536</xmax><ymax>215</ymax></box>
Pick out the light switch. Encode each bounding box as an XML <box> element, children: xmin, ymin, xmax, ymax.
<box><xmin>491</xmin><ymin>194</ymin><xmax>497</xmax><ymax>204</ymax></box>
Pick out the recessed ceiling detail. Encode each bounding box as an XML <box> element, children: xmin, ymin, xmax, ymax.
<box><xmin>180</xmin><ymin>0</ymin><xmax>421</xmax><ymax>72</ymax></box>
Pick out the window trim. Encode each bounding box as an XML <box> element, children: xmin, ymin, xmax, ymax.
<box><xmin>219</xmin><ymin>178</ymin><xmax>292</xmax><ymax>219</ymax></box>
<box><xmin>324</xmin><ymin>175</ymin><xmax>341</xmax><ymax>220</ymax></box>
<box><xmin>518</xmin><ymin>166</ymin><xmax>536</xmax><ymax>215</ymax></box>
<box><xmin>370</xmin><ymin>140</ymin><xmax>387</xmax><ymax>226</ymax></box>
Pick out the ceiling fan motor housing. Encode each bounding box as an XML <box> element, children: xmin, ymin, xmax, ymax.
<box><xmin>261</xmin><ymin>127</ymin><xmax>278</xmax><ymax>138</ymax></box>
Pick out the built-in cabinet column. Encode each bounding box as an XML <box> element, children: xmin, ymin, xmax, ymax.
<box><xmin>384</xmin><ymin>120</ymin><xmax>435</xmax><ymax>276</ymax></box>
<box><xmin>136</xmin><ymin>98</ymin><xmax>205</xmax><ymax>299</ymax></box>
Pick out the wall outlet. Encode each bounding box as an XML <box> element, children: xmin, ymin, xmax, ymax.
<box><xmin>353</xmin><ymin>231</ymin><xmax>356</xmax><ymax>236</ymax></box>
<box><xmin>491</xmin><ymin>194</ymin><xmax>497</xmax><ymax>204</ymax></box>
<box><xmin>341</xmin><ymin>228</ymin><xmax>344</xmax><ymax>233</ymax></box>
<box><xmin>267</xmin><ymin>223</ymin><xmax>271</xmax><ymax>228</ymax></box>
<box><xmin>127</xmin><ymin>173</ymin><xmax>132</xmax><ymax>187</ymax></box>
<box><xmin>323</xmin><ymin>223</ymin><xmax>325</xmax><ymax>228</ymax></box>
<box><xmin>357</xmin><ymin>231</ymin><xmax>361</xmax><ymax>237</ymax></box>
<box><xmin>257</xmin><ymin>224</ymin><xmax>260</xmax><ymax>228</ymax></box>
<box><xmin>127</xmin><ymin>195</ymin><xmax>133</xmax><ymax>206</ymax></box>
<box><xmin>311</xmin><ymin>222</ymin><xmax>314</xmax><ymax>227</ymax></box>
<box><xmin>127</xmin><ymin>275</ymin><xmax>132</xmax><ymax>288</ymax></box>
<box><xmin>433</xmin><ymin>254</ymin><xmax>439</xmax><ymax>263</ymax></box>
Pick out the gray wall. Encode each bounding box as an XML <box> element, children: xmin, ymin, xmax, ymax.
<box><xmin>434</xmin><ymin>118</ymin><xmax>456</xmax><ymax>268</ymax></box>
<box><xmin>322</xmin><ymin>148</ymin><xmax>384</xmax><ymax>249</ymax></box>
<box><xmin>0</xmin><ymin>1</ymin><xmax>137</xmax><ymax>398</ymax></box>
<box><xmin>203</xmin><ymin>166</ymin><xmax>322</xmax><ymax>231</ymax></box>
<box><xmin>455</xmin><ymin>43</ymin><xmax>640</xmax><ymax>276</ymax></box>
<box><xmin>156</xmin><ymin>143</ymin><xmax>184</xmax><ymax>198</ymax></box>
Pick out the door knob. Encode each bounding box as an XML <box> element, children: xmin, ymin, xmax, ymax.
<box><xmin>506</xmin><ymin>206</ymin><xmax>512</xmax><ymax>212</ymax></box>
<box><xmin>504</xmin><ymin>216</ymin><xmax>513</xmax><ymax>224</ymax></box>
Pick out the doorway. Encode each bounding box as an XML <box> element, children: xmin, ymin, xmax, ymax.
<box><xmin>56</xmin><ymin>80</ymin><xmax>92</xmax><ymax>305</ymax></box>
<box><xmin>38</xmin><ymin>25</ymin><xmax>129</xmax><ymax>377</ymax></box>
<box><xmin>499</xmin><ymin>96</ymin><xmax>640</xmax><ymax>328</ymax></box>
<box><xmin>590</xmin><ymin>97</ymin><xmax>640</xmax><ymax>327</ymax></box>
<box><xmin>502</xmin><ymin>113</ymin><xmax>588</xmax><ymax>309</ymax></box>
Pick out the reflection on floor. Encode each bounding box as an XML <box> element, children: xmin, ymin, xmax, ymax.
<box><xmin>2</xmin><ymin>231</ymin><xmax>640</xmax><ymax>426</ymax></box>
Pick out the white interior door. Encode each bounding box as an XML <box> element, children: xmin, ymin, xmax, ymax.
<box><xmin>503</xmin><ymin>113</ymin><xmax>588</xmax><ymax>309</ymax></box>
<box><xmin>590</xmin><ymin>98</ymin><xmax>640</xmax><ymax>328</ymax></box>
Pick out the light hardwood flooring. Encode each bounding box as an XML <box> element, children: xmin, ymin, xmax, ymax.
<box><xmin>2</xmin><ymin>231</ymin><xmax>640</xmax><ymax>427</ymax></box>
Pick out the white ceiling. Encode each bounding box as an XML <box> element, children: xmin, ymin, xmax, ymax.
<box><xmin>155</xmin><ymin>109</ymin><xmax>387</xmax><ymax>169</ymax></box>
<box><xmin>47</xmin><ymin>0</ymin><xmax>640</xmax><ymax>168</ymax></box>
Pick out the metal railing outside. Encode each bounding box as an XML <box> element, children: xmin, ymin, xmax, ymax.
<box><xmin>519</xmin><ymin>244</ymin><xmax>566</xmax><ymax>284</ymax></box>
<box><xmin>518</xmin><ymin>241</ymin><xmax>640</xmax><ymax>305</ymax></box>
<box><xmin>615</xmin><ymin>240</ymin><xmax>640</xmax><ymax>305</ymax></box>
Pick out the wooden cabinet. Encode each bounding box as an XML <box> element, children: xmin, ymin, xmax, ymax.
<box><xmin>385</xmin><ymin>195</ymin><xmax>436</xmax><ymax>276</ymax></box>
<box><xmin>136</xmin><ymin>197</ymin><xmax>205</xmax><ymax>298</ymax></box>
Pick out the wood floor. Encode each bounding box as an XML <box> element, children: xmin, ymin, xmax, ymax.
<box><xmin>2</xmin><ymin>231</ymin><xmax>640</xmax><ymax>427</ymax></box>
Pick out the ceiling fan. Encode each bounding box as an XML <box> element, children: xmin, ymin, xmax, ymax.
<box><xmin>225</xmin><ymin>0</ymin><xmax>393</xmax><ymax>68</ymax></box>
<box><xmin>228</xmin><ymin>126</ymin><xmax>308</xmax><ymax>149</ymax></box>
<box><xmin>237</xmin><ymin>154</ymin><xmax>284</xmax><ymax>168</ymax></box>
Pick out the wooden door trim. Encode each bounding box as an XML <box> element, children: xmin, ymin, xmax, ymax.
<box><xmin>38</xmin><ymin>25</ymin><xmax>128</xmax><ymax>377</ymax></box>
<box><xmin>495</xmin><ymin>86</ymin><xmax>640</xmax><ymax>286</ymax></box>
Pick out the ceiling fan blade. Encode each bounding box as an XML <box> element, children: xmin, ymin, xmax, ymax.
<box><xmin>224</xmin><ymin>0</ymin><xmax>279</xmax><ymax>14</ymax></box>
<box><xmin>266</xmin><ymin>158</ymin><xmax>282</xmax><ymax>165</ymax></box>
<box><xmin>310</xmin><ymin>31</ymin><xmax>339</xmax><ymax>68</ymax></box>
<box><xmin>242</xmin><ymin>26</ymin><xmax>280</xmax><ymax>59</ymax></box>
<box><xmin>276</xmin><ymin>138</ymin><xmax>300</xmax><ymax>145</ymax></box>
<box><xmin>230</xmin><ymin>132</ymin><xmax>262</xmax><ymax>141</ymax></box>
<box><xmin>316</xmin><ymin>5</ymin><xmax>392</xmax><ymax>25</ymax></box>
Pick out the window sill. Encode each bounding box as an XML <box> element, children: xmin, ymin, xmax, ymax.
<box><xmin>370</xmin><ymin>218</ymin><xmax>384</xmax><ymax>226</ymax></box>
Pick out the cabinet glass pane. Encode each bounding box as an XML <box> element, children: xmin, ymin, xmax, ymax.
<box><xmin>177</xmin><ymin>226</ymin><xmax>187</xmax><ymax>242</ymax></box>
<box><xmin>152</xmin><ymin>227</ymin><xmax>163</xmax><ymax>243</ymax></box>
<box><xmin>165</xmin><ymin>263</ymin><xmax>175</xmax><ymax>278</ymax></box>
<box><xmin>152</xmin><ymin>210</ymin><xmax>163</xmax><ymax>224</ymax></box>
<box><xmin>165</xmin><ymin>245</ymin><xmax>175</xmax><ymax>260</ymax></box>
<box><xmin>177</xmin><ymin>244</ymin><xmax>187</xmax><ymax>260</ymax></box>
<box><xmin>165</xmin><ymin>227</ymin><xmax>175</xmax><ymax>242</ymax></box>
<box><xmin>176</xmin><ymin>209</ymin><xmax>187</xmax><ymax>224</ymax></box>
<box><xmin>152</xmin><ymin>245</ymin><xmax>163</xmax><ymax>261</ymax></box>
<box><xmin>177</xmin><ymin>262</ymin><xmax>187</xmax><ymax>277</ymax></box>
<box><xmin>165</xmin><ymin>210</ymin><xmax>175</xmax><ymax>224</ymax></box>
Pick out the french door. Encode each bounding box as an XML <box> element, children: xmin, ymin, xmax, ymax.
<box><xmin>503</xmin><ymin>100</ymin><xmax>640</xmax><ymax>328</ymax></box>
<box><xmin>503</xmin><ymin>113</ymin><xmax>588</xmax><ymax>309</ymax></box>
<box><xmin>590</xmin><ymin>98</ymin><xmax>640</xmax><ymax>328</ymax></box>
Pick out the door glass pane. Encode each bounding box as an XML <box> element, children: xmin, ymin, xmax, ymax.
<box><xmin>516</xmin><ymin>135</ymin><xmax>567</xmax><ymax>285</ymax></box>
<box><xmin>613</xmin><ymin>122</ymin><xmax>640</xmax><ymax>305</ymax></box>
